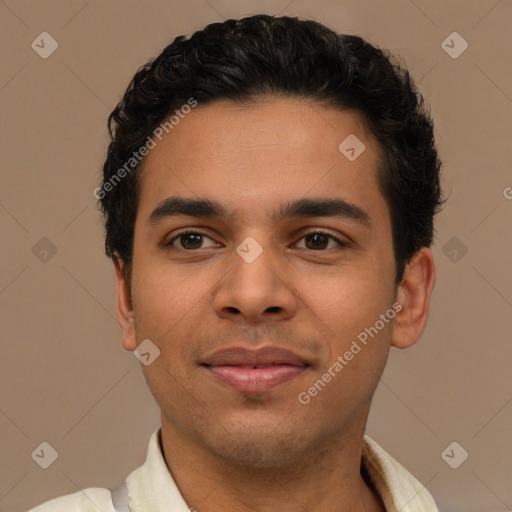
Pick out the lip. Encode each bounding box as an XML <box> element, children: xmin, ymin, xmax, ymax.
<box><xmin>201</xmin><ymin>346</ymin><xmax>310</xmax><ymax>393</ymax></box>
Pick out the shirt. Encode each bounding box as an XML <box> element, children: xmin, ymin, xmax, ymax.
<box><xmin>28</xmin><ymin>428</ymin><xmax>439</xmax><ymax>512</ymax></box>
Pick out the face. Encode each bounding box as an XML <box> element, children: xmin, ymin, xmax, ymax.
<box><xmin>117</xmin><ymin>97</ymin><xmax>420</xmax><ymax>469</ymax></box>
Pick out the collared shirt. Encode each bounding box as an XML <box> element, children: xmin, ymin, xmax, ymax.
<box><xmin>29</xmin><ymin>428</ymin><xmax>439</xmax><ymax>512</ymax></box>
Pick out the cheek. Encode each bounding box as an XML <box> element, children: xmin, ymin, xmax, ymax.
<box><xmin>131</xmin><ymin>261</ymin><xmax>213</xmax><ymax>344</ymax></box>
<box><xmin>296</xmin><ymin>264</ymin><xmax>395</xmax><ymax>385</ymax></box>
<box><xmin>300</xmin><ymin>272</ymin><xmax>394</xmax><ymax>398</ymax></box>
<box><xmin>132</xmin><ymin>267</ymin><xmax>208</xmax><ymax>403</ymax></box>
<box><xmin>302</xmin><ymin>264</ymin><xmax>392</xmax><ymax>332</ymax></box>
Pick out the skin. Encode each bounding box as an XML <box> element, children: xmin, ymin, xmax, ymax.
<box><xmin>114</xmin><ymin>97</ymin><xmax>436</xmax><ymax>512</ymax></box>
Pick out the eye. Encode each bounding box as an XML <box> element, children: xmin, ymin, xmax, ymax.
<box><xmin>165</xmin><ymin>230</ymin><xmax>219</xmax><ymax>250</ymax></box>
<box><xmin>294</xmin><ymin>231</ymin><xmax>347</xmax><ymax>251</ymax></box>
<box><xmin>164</xmin><ymin>229</ymin><xmax>350</xmax><ymax>252</ymax></box>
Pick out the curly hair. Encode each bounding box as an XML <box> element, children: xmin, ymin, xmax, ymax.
<box><xmin>99</xmin><ymin>14</ymin><xmax>444</xmax><ymax>286</ymax></box>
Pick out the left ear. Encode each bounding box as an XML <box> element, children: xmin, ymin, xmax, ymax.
<box><xmin>391</xmin><ymin>247</ymin><xmax>436</xmax><ymax>349</ymax></box>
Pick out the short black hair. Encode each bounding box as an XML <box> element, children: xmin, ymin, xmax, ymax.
<box><xmin>99</xmin><ymin>14</ymin><xmax>444</xmax><ymax>286</ymax></box>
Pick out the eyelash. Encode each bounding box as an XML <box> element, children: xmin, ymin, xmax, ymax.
<box><xmin>164</xmin><ymin>229</ymin><xmax>350</xmax><ymax>251</ymax></box>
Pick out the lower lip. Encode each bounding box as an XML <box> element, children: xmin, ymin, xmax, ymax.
<box><xmin>204</xmin><ymin>365</ymin><xmax>307</xmax><ymax>392</ymax></box>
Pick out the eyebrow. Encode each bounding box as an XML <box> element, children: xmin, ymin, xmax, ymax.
<box><xmin>147</xmin><ymin>196</ymin><xmax>371</xmax><ymax>228</ymax></box>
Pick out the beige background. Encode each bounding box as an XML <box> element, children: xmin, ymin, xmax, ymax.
<box><xmin>1</xmin><ymin>1</ymin><xmax>511</xmax><ymax>511</ymax></box>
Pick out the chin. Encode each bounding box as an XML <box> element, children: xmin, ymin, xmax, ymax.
<box><xmin>206</xmin><ymin>433</ymin><xmax>305</xmax><ymax>470</ymax></box>
<box><xmin>195</xmin><ymin>418</ymin><xmax>322</xmax><ymax>472</ymax></box>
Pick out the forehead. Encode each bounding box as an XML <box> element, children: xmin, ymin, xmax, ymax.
<box><xmin>136</xmin><ymin>97</ymin><xmax>387</xmax><ymax>227</ymax></box>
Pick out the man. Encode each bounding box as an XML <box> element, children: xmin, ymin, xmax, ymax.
<box><xmin>31</xmin><ymin>13</ymin><xmax>443</xmax><ymax>512</ymax></box>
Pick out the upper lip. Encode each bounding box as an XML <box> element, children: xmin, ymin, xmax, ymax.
<box><xmin>201</xmin><ymin>346</ymin><xmax>309</xmax><ymax>367</ymax></box>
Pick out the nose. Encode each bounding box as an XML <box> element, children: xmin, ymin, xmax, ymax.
<box><xmin>212</xmin><ymin>242</ymin><xmax>297</xmax><ymax>326</ymax></box>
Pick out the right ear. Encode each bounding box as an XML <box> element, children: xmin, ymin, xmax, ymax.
<box><xmin>113</xmin><ymin>256</ymin><xmax>137</xmax><ymax>351</ymax></box>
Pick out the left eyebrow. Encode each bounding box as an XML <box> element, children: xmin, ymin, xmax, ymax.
<box><xmin>147</xmin><ymin>196</ymin><xmax>371</xmax><ymax>228</ymax></box>
<box><xmin>270</xmin><ymin>197</ymin><xmax>371</xmax><ymax>227</ymax></box>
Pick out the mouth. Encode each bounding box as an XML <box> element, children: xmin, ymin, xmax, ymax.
<box><xmin>200</xmin><ymin>346</ymin><xmax>310</xmax><ymax>393</ymax></box>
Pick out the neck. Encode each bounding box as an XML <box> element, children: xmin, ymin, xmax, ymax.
<box><xmin>159</xmin><ymin>414</ymin><xmax>385</xmax><ymax>512</ymax></box>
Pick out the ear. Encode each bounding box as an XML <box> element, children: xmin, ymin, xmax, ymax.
<box><xmin>113</xmin><ymin>256</ymin><xmax>137</xmax><ymax>351</ymax></box>
<box><xmin>391</xmin><ymin>247</ymin><xmax>436</xmax><ymax>349</ymax></box>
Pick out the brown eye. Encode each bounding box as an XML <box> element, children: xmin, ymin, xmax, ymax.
<box><xmin>166</xmin><ymin>231</ymin><xmax>218</xmax><ymax>250</ymax></box>
<box><xmin>305</xmin><ymin>233</ymin><xmax>329</xmax><ymax>250</ymax></box>
<box><xmin>178</xmin><ymin>233</ymin><xmax>203</xmax><ymax>250</ymax></box>
<box><xmin>295</xmin><ymin>231</ymin><xmax>345</xmax><ymax>251</ymax></box>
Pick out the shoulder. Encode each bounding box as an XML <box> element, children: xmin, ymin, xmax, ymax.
<box><xmin>27</xmin><ymin>428</ymin><xmax>160</xmax><ymax>512</ymax></box>
<box><xmin>27</xmin><ymin>487</ymin><xmax>114</xmax><ymax>512</ymax></box>
<box><xmin>362</xmin><ymin>435</ymin><xmax>439</xmax><ymax>512</ymax></box>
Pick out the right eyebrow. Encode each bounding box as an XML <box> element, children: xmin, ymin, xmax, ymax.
<box><xmin>148</xmin><ymin>197</ymin><xmax>226</xmax><ymax>226</ymax></box>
